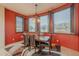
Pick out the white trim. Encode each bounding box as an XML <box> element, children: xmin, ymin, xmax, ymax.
<box><xmin>5</xmin><ymin>40</ymin><xmax>24</xmax><ymax>48</ymax></box>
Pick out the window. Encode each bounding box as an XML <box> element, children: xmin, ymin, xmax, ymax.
<box><xmin>53</xmin><ymin>7</ymin><xmax>72</xmax><ymax>33</ymax></box>
<box><xmin>16</xmin><ymin>16</ymin><xmax>24</xmax><ymax>32</ymax></box>
<box><xmin>28</xmin><ymin>17</ymin><xmax>36</xmax><ymax>32</ymax></box>
<box><xmin>40</xmin><ymin>15</ymin><xmax>49</xmax><ymax>32</ymax></box>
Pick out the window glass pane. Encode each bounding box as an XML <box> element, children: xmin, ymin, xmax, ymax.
<box><xmin>16</xmin><ymin>16</ymin><xmax>24</xmax><ymax>32</ymax></box>
<box><xmin>40</xmin><ymin>15</ymin><xmax>49</xmax><ymax>32</ymax></box>
<box><xmin>29</xmin><ymin>18</ymin><xmax>36</xmax><ymax>32</ymax></box>
<box><xmin>53</xmin><ymin>8</ymin><xmax>71</xmax><ymax>33</ymax></box>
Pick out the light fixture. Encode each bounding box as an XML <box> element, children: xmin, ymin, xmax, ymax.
<box><xmin>37</xmin><ymin>18</ymin><xmax>40</xmax><ymax>23</ymax></box>
<box><xmin>35</xmin><ymin>4</ymin><xmax>37</xmax><ymax>15</ymax></box>
<box><xmin>35</xmin><ymin>4</ymin><xmax>40</xmax><ymax>23</ymax></box>
<box><xmin>35</xmin><ymin>4</ymin><xmax>40</xmax><ymax>34</ymax></box>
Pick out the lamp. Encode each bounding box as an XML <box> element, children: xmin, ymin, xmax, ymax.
<box><xmin>35</xmin><ymin>4</ymin><xmax>37</xmax><ymax>15</ymax></box>
<box><xmin>35</xmin><ymin>4</ymin><xmax>40</xmax><ymax>23</ymax></box>
<box><xmin>35</xmin><ymin>4</ymin><xmax>40</xmax><ymax>34</ymax></box>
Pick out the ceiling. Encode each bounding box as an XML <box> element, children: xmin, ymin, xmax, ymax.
<box><xmin>1</xmin><ymin>3</ymin><xmax>65</xmax><ymax>16</ymax></box>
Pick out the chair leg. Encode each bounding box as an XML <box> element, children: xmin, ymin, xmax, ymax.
<box><xmin>56</xmin><ymin>45</ymin><xmax>61</xmax><ymax>52</ymax></box>
<box><xmin>49</xmin><ymin>47</ymin><xmax>51</xmax><ymax>55</ymax></box>
<box><xmin>34</xmin><ymin>46</ymin><xmax>36</xmax><ymax>53</ymax></box>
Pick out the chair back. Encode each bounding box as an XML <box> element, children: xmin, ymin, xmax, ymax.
<box><xmin>30</xmin><ymin>35</ymin><xmax>35</xmax><ymax>46</ymax></box>
<box><xmin>24</xmin><ymin>35</ymin><xmax>29</xmax><ymax>46</ymax></box>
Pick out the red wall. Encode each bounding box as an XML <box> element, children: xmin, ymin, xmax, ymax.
<box><xmin>5</xmin><ymin>9</ymin><xmax>27</xmax><ymax>45</ymax></box>
<box><xmin>52</xmin><ymin>34</ymin><xmax>79</xmax><ymax>51</ymax></box>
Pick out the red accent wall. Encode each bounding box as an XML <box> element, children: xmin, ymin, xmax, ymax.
<box><xmin>5</xmin><ymin>9</ymin><xmax>27</xmax><ymax>45</ymax></box>
<box><xmin>52</xmin><ymin>34</ymin><xmax>79</xmax><ymax>51</ymax></box>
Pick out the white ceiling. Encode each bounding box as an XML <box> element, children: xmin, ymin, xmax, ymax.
<box><xmin>1</xmin><ymin>3</ymin><xmax>65</xmax><ymax>16</ymax></box>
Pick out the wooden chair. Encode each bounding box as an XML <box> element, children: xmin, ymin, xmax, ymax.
<box><xmin>21</xmin><ymin>35</ymin><xmax>37</xmax><ymax>56</ymax></box>
<box><xmin>24</xmin><ymin>35</ymin><xmax>30</xmax><ymax>46</ymax></box>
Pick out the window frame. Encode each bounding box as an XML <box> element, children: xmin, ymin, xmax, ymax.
<box><xmin>16</xmin><ymin>16</ymin><xmax>24</xmax><ymax>33</ymax></box>
<box><xmin>28</xmin><ymin>17</ymin><xmax>37</xmax><ymax>33</ymax></box>
<box><xmin>39</xmin><ymin>15</ymin><xmax>50</xmax><ymax>33</ymax></box>
<box><xmin>52</xmin><ymin>5</ymin><xmax>74</xmax><ymax>34</ymax></box>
